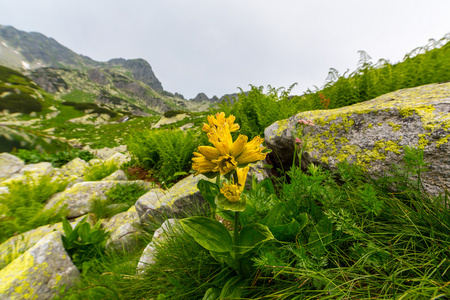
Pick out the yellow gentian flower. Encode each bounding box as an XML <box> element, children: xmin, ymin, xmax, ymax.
<box><xmin>220</xmin><ymin>167</ymin><xmax>249</xmax><ymax>202</ymax></box>
<box><xmin>192</xmin><ymin>113</ymin><xmax>266</xmax><ymax>176</ymax></box>
<box><xmin>202</xmin><ymin>112</ymin><xmax>240</xmax><ymax>133</ymax></box>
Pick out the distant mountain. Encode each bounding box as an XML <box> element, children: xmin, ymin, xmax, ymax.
<box><xmin>0</xmin><ymin>25</ymin><xmax>212</xmax><ymax>114</ymax></box>
<box><xmin>0</xmin><ymin>25</ymin><xmax>96</xmax><ymax>69</ymax></box>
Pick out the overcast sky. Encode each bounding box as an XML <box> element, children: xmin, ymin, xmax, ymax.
<box><xmin>1</xmin><ymin>0</ymin><xmax>449</xmax><ymax>99</ymax></box>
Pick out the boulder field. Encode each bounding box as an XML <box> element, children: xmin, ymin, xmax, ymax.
<box><xmin>1</xmin><ymin>82</ymin><xmax>450</xmax><ymax>298</ymax></box>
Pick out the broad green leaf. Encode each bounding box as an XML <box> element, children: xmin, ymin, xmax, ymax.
<box><xmin>77</xmin><ymin>222</ymin><xmax>91</xmax><ymax>242</ymax></box>
<box><xmin>238</xmin><ymin>223</ymin><xmax>274</xmax><ymax>255</ymax></box>
<box><xmin>197</xmin><ymin>179</ymin><xmax>219</xmax><ymax>209</ymax></box>
<box><xmin>216</xmin><ymin>193</ymin><xmax>247</xmax><ymax>212</ymax></box>
<box><xmin>261</xmin><ymin>203</ymin><xmax>287</xmax><ymax>227</ymax></box>
<box><xmin>269</xmin><ymin>219</ymin><xmax>305</xmax><ymax>241</ymax></box>
<box><xmin>216</xmin><ymin>209</ymin><xmax>234</xmax><ymax>222</ymax></box>
<box><xmin>202</xmin><ymin>287</ymin><xmax>221</xmax><ymax>300</ymax></box>
<box><xmin>219</xmin><ymin>276</ymin><xmax>245</xmax><ymax>299</ymax></box>
<box><xmin>180</xmin><ymin>216</ymin><xmax>233</xmax><ymax>253</ymax></box>
<box><xmin>62</xmin><ymin>217</ymin><xmax>73</xmax><ymax>236</ymax></box>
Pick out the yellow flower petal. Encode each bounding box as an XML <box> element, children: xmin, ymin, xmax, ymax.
<box><xmin>197</xmin><ymin>146</ymin><xmax>221</xmax><ymax>160</ymax></box>
<box><xmin>202</xmin><ymin>123</ymin><xmax>211</xmax><ymax>133</ymax></box>
<box><xmin>207</xmin><ymin>124</ymin><xmax>234</xmax><ymax>156</ymax></box>
<box><xmin>230</xmin><ymin>134</ymin><xmax>248</xmax><ymax>157</ymax></box>
<box><xmin>192</xmin><ymin>155</ymin><xmax>217</xmax><ymax>175</ymax></box>
<box><xmin>236</xmin><ymin>166</ymin><xmax>250</xmax><ymax>192</ymax></box>
<box><xmin>236</xmin><ymin>136</ymin><xmax>266</xmax><ymax>165</ymax></box>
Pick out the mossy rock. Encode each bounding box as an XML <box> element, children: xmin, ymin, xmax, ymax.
<box><xmin>265</xmin><ymin>82</ymin><xmax>450</xmax><ymax>196</ymax></box>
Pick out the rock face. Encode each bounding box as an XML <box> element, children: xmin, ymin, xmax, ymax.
<box><xmin>107</xmin><ymin>58</ymin><xmax>163</xmax><ymax>92</ymax></box>
<box><xmin>265</xmin><ymin>82</ymin><xmax>450</xmax><ymax>196</ymax></box>
<box><xmin>0</xmin><ymin>231</ymin><xmax>80</xmax><ymax>299</ymax></box>
<box><xmin>136</xmin><ymin>175</ymin><xmax>209</xmax><ymax>225</ymax></box>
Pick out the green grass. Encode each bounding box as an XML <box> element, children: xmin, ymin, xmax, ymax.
<box><xmin>12</xmin><ymin>148</ymin><xmax>95</xmax><ymax>167</ymax></box>
<box><xmin>84</xmin><ymin>161</ymin><xmax>119</xmax><ymax>181</ymax></box>
<box><xmin>90</xmin><ymin>182</ymin><xmax>149</xmax><ymax>219</ymax></box>
<box><xmin>61</xmin><ymin>146</ymin><xmax>450</xmax><ymax>299</ymax></box>
<box><xmin>0</xmin><ymin>175</ymin><xmax>69</xmax><ymax>244</ymax></box>
<box><xmin>61</xmin><ymin>90</ymin><xmax>97</xmax><ymax>103</ymax></box>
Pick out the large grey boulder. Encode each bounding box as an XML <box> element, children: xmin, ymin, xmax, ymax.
<box><xmin>136</xmin><ymin>175</ymin><xmax>210</xmax><ymax>225</ymax></box>
<box><xmin>0</xmin><ymin>153</ymin><xmax>24</xmax><ymax>182</ymax></box>
<box><xmin>136</xmin><ymin>219</ymin><xmax>181</xmax><ymax>273</ymax></box>
<box><xmin>104</xmin><ymin>206</ymin><xmax>142</xmax><ymax>252</ymax></box>
<box><xmin>0</xmin><ymin>231</ymin><xmax>80</xmax><ymax>299</ymax></box>
<box><xmin>0</xmin><ymin>162</ymin><xmax>54</xmax><ymax>188</ymax></box>
<box><xmin>51</xmin><ymin>157</ymin><xmax>89</xmax><ymax>180</ymax></box>
<box><xmin>101</xmin><ymin>169</ymin><xmax>128</xmax><ymax>181</ymax></box>
<box><xmin>135</xmin><ymin>188</ymin><xmax>167</xmax><ymax>223</ymax></box>
<box><xmin>264</xmin><ymin>82</ymin><xmax>450</xmax><ymax>196</ymax></box>
<box><xmin>44</xmin><ymin>180</ymin><xmax>154</xmax><ymax>218</ymax></box>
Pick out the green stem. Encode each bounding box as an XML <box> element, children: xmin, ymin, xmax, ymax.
<box><xmin>292</xmin><ymin>144</ymin><xmax>298</xmax><ymax>169</ymax></box>
<box><xmin>211</xmin><ymin>174</ymin><xmax>220</xmax><ymax>219</ymax></box>
<box><xmin>234</xmin><ymin>211</ymin><xmax>241</xmax><ymax>274</ymax></box>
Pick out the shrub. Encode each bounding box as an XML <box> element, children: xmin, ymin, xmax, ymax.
<box><xmin>127</xmin><ymin>129</ymin><xmax>206</xmax><ymax>186</ymax></box>
<box><xmin>0</xmin><ymin>175</ymin><xmax>69</xmax><ymax>243</ymax></box>
<box><xmin>62</xmin><ymin>101</ymin><xmax>117</xmax><ymax>118</ymax></box>
<box><xmin>61</xmin><ymin>217</ymin><xmax>109</xmax><ymax>272</ymax></box>
<box><xmin>90</xmin><ymin>183</ymin><xmax>149</xmax><ymax>219</ymax></box>
<box><xmin>163</xmin><ymin>110</ymin><xmax>187</xmax><ymax>118</ymax></box>
<box><xmin>12</xmin><ymin>148</ymin><xmax>95</xmax><ymax>167</ymax></box>
<box><xmin>0</xmin><ymin>92</ymin><xmax>42</xmax><ymax>114</ymax></box>
<box><xmin>219</xmin><ymin>84</ymin><xmax>307</xmax><ymax>139</ymax></box>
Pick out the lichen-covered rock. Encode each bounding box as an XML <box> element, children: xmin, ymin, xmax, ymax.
<box><xmin>44</xmin><ymin>180</ymin><xmax>154</xmax><ymax>218</ymax></box>
<box><xmin>265</xmin><ymin>82</ymin><xmax>450</xmax><ymax>196</ymax></box>
<box><xmin>0</xmin><ymin>231</ymin><xmax>80</xmax><ymax>299</ymax></box>
<box><xmin>105</xmin><ymin>152</ymin><xmax>131</xmax><ymax>167</ymax></box>
<box><xmin>0</xmin><ymin>215</ymin><xmax>95</xmax><ymax>269</ymax></box>
<box><xmin>0</xmin><ymin>153</ymin><xmax>24</xmax><ymax>182</ymax></box>
<box><xmin>247</xmin><ymin>160</ymin><xmax>271</xmax><ymax>188</ymax></box>
<box><xmin>136</xmin><ymin>175</ymin><xmax>210</xmax><ymax>225</ymax></box>
<box><xmin>68</xmin><ymin>113</ymin><xmax>111</xmax><ymax>125</ymax></box>
<box><xmin>51</xmin><ymin>157</ymin><xmax>89</xmax><ymax>179</ymax></box>
<box><xmin>152</xmin><ymin>113</ymin><xmax>188</xmax><ymax>128</ymax></box>
<box><xmin>135</xmin><ymin>188</ymin><xmax>167</xmax><ymax>223</ymax></box>
<box><xmin>0</xmin><ymin>162</ymin><xmax>54</xmax><ymax>188</ymax></box>
<box><xmin>85</xmin><ymin>145</ymin><xmax>128</xmax><ymax>160</ymax></box>
<box><xmin>136</xmin><ymin>219</ymin><xmax>181</xmax><ymax>273</ymax></box>
<box><xmin>104</xmin><ymin>206</ymin><xmax>141</xmax><ymax>252</ymax></box>
<box><xmin>101</xmin><ymin>169</ymin><xmax>128</xmax><ymax>181</ymax></box>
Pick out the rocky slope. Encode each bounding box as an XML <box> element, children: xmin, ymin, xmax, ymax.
<box><xmin>0</xmin><ymin>24</ymin><xmax>216</xmax><ymax>115</ymax></box>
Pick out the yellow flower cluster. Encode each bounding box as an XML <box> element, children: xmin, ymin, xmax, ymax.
<box><xmin>220</xmin><ymin>167</ymin><xmax>249</xmax><ymax>202</ymax></box>
<box><xmin>192</xmin><ymin>112</ymin><xmax>267</xmax><ymax>176</ymax></box>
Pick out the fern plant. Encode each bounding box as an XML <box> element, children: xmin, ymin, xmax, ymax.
<box><xmin>127</xmin><ymin>128</ymin><xmax>206</xmax><ymax>186</ymax></box>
